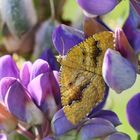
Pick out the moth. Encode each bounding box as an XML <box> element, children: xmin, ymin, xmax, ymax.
<box><xmin>59</xmin><ymin>31</ymin><xmax>115</xmax><ymax>124</ymax></box>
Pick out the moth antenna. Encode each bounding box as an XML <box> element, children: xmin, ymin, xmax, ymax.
<box><xmin>61</xmin><ymin>36</ymin><xmax>65</xmax><ymax>57</ymax></box>
<box><xmin>57</xmin><ymin>37</ymin><xmax>66</xmax><ymax>64</ymax></box>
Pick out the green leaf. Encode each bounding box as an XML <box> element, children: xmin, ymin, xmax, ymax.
<box><xmin>0</xmin><ymin>0</ymin><xmax>37</xmax><ymax>38</ymax></box>
<box><xmin>14</xmin><ymin>134</ymin><xmax>28</xmax><ymax>140</ymax></box>
<box><xmin>7</xmin><ymin>132</ymin><xmax>28</xmax><ymax>140</ymax></box>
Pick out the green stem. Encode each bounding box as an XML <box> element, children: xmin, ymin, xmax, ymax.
<box><xmin>49</xmin><ymin>0</ymin><xmax>55</xmax><ymax>19</ymax></box>
<box><xmin>137</xmin><ymin>134</ymin><xmax>140</xmax><ymax>140</ymax></box>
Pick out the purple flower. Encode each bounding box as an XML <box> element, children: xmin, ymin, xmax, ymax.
<box><xmin>52</xmin><ymin>24</ymin><xmax>84</xmax><ymax>55</ymax></box>
<box><xmin>52</xmin><ymin>108</ymin><xmax>130</xmax><ymax>139</ymax></box>
<box><xmin>53</xmin><ymin>24</ymin><xmax>137</xmax><ymax>93</ymax></box>
<box><xmin>105</xmin><ymin>132</ymin><xmax>130</xmax><ymax>140</ymax></box>
<box><xmin>102</xmin><ymin>49</ymin><xmax>136</xmax><ymax>93</ymax></box>
<box><xmin>126</xmin><ymin>93</ymin><xmax>140</xmax><ymax>133</ymax></box>
<box><xmin>76</xmin><ymin>0</ymin><xmax>119</xmax><ymax>16</ymax></box>
<box><xmin>0</xmin><ymin>55</ymin><xmax>19</xmax><ymax>80</ymax></box>
<box><xmin>115</xmin><ymin>28</ymin><xmax>138</xmax><ymax>69</ymax></box>
<box><xmin>51</xmin><ymin>109</ymin><xmax>76</xmax><ymax>136</ymax></box>
<box><xmin>103</xmin><ymin>28</ymin><xmax>137</xmax><ymax>93</ymax></box>
<box><xmin>39</xmin><ymin>48</ymin><xmax>59</xmax><ymax>71</ymax></box>
<box><xmin>123</xmin><ymin>4</ymin><xmax>140</xmax><ymax>54</ymax></box>
<box><xmin>79</xmin><ymin>118</ymin><xmax>116</xmax><ymax>140</ymax></box>
<box><xmin>20</xmin><ymin>61</ymin><xmax>32</xmax><ymax>87</ymax></box>
<box><xmin>52</xmin><ymin>24</ymin><xmax>134</xmax><ymax>139</ymax></box>
<box><xmin>0</xmin><ymin>55</ymin><xmax>60</xmax><ymax>127</ymax></box>
<box><xmin>89</xmin><ymin>110</ymin><xmax>121</xmax><ymax>127</ymax></box>
<box><xmin>0</xmin><ymin>134</ymin><xmax>7</xmax><ymax>140</ymax></box>
<box><xmin>5</xmin><ymin>79</ymin><xmax>44</xmax><ymax>125</ymax></box>
<box><xmin>130</xmin><ymin>0</ymin><xmax>140</xmax><ymax>16</ymax></box>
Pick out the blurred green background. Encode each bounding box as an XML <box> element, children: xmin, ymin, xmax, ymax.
<box><xmin>109</xmin><ymin>75</ymin><xmax>140</xmax><ymax>140</ymax></box>
<box><xmin>63</xmin><ymin>0</ymin><xmax>139</xmax><ymax>139</ymax></box>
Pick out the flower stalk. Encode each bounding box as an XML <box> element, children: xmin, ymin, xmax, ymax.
<box><xmin>49</xmin><ymin>0</ymin><xmax>55</xmax><ymax>19</ymax></box>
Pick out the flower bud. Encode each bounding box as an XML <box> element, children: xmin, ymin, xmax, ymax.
<box><xmin>76</xmin><ymin>0</ymin><xmax>119</xmax><ymax>16</ymax></box>
<box><xmin>126</xmin><ymin>93</ymin><xmax>140</xmax><ymax>133</ymax></box>
<box><xmin>103</xmin><ymin>49</ymin><xmax>136</xmax><ymax>93</ymax></box>
<box><xmin>52</xmin><ymin>24</ymin><xmax>84</xmax><ymax>55</ymax></box>
<box><xmin>0</xmin><ymin>55</ymin><xmax>19</xmax><ymax>80</ymax></box>
<box><xmin>4</xmin><ymin>80</ymin><xmax>44</xmax><ymax>125</ymax></box>
<box><xmin>79</xmin><ymin>118</ymin><xmax>116</xmax><ymax>140</ymax></box>
<box><xmin>104</xmin><ymin>132</ymin><xmax>130</xmax><ymax>140</ymax></box>
<box><xmin>20</xmin><ymin>61</ymin><xmax>32</xmax><ymax>87</ymax></box>
<box><xmin>0</xmin><ymin>0</ymin><xmax>37</xmax><ymax>38</ymax></box>
<box><xmin>51</xmin><ymin>109</ymin><xmax>75</xmax><ymax>136</ymax></box>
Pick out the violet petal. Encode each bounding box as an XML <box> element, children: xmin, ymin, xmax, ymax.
<box><xmin>28</xmin><ymin>73</ymin><xmax>57</xmax><ymax>117</ymax></box>
<box><xmin>0</xmin><ymin>77</ymin><xmax>16</xmax><ymax>101</ymax></box>
<box><xmin>51</xmin><ymin>109</ymin><xmax>76</xmax><ymax>136</ymax></box>
<box><xmin>50</xmin><ymin>71</ymin><xmax>61</xmax><ymax>107</ymax></box>
<box><xmin>0</xmin><ymin>134</ymin><xmax>7</xmax><ymax>140</ymax></box>
<box><xmin>80</xmin><ymin>118</ymin><xmax>116</xmax><ymax>140</ymax></box>
<box><xmin>4</xmin><ymin>80</ymin><xmax>44</xmax><ymax>125</ymax></box>
<box><xmin>104</xmin><ymin>132</ymin><xmax>131</xmax><ymax>140</ymax></box>
<box><xmin>20</xmin><ymin>61</ymin><xmax>32</xmax><ymax>87</ymax></box>
<box><xmin>40</xmin><ymin>48</ymin><xmax>59</xmax><ymax>71</ymax></box>
<box><xmin>131</xmin><ymin>0</ymin><xmax>140</xmax><ymax>16</ymax></box>
<box><xmin>115</xmin><ymin>28</ymin><xmax>138</xmax><ymax>70</ymax></box>
<box><xmin>30</xmin><ymin>59</ymin><xmax>51</xmax><ymax>80</ymax></box>
<box><xmin>52</xmin><ymin>24</ymin><xmax>84</xmax><ymax>55</ymax></box>
<box><xmin>126</xmin><ymin>93</ymin><xmax>140</xmax><ymax>133</ymax></box>
<box><xmin>102</xmin><ymin>49</ymin><xmax>136</xmax><ymax>93</ymax></box>
<box><xmin>0</xmin><ymin>55</ymin><xmax>19</xmax><ymax>80</ymax></box>
<box><xmin>123</xmin><ymin>4</ymin><xmax>140</xmax><ymax>53</ymax></box>
<box><xmin>28</xmin><ymin>73</ymin><xmax>50</xmax><ymax>107</ymax></box>
<box><xmin>77</xmin><ymin>0</ymin><xmax>119</xmax><ymax>16</ymax></box>
<box><xmin>90</xmin><ymin>110</ymin><xmax>121</xmax><ymax>127</ymax></box>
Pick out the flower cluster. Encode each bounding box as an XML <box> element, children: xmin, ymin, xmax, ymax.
<box><xmin>52</xmin><ymin>108</ymin><xmax>130</xmax><ymax>140</ymax></box>
<box><xmin>0</xmin><ymin>56</ymin><xmax>129</xmax><ymax>140</ymax></box>
<box><xmin>0</xmin><ymin>55</ymin><xmax>60</xmax><ymax>139</ymax></box>
<box><xmin>52</xmin><ymin>25</ymin><xmax>137</xmax><ymax>94</ymax></box>
<box><xmin>0</xmin><ymin>0</ymin><xmax>140</xmax><ymax>140</ymax></box>
<box><xmin>52</xmin><ymin>0</ymin><xmax>140</xmax><ymax>139</ymax></box>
